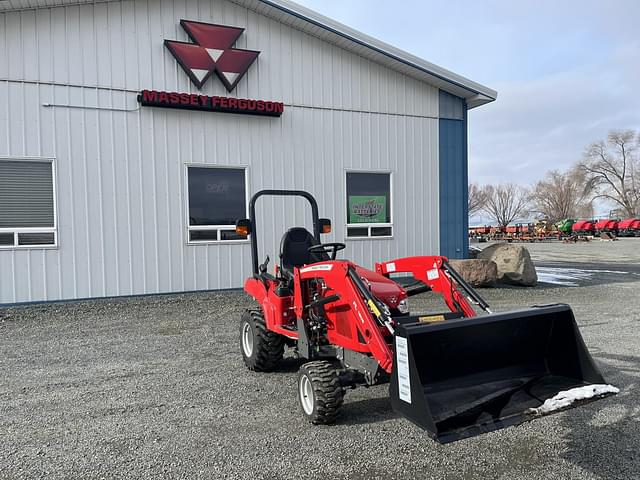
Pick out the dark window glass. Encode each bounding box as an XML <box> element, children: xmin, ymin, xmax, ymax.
<box><xmin>189</xmin><ymin>230</ymin><xmax>218</xmax><ymax>242</ymax></box>
<box><xmin>220</xmin><ymin>230</ymin><xmax>246</xmax><ymax>241</ymax></box>
<box><xmin>346</xmin><ymin>172</ymin><xmax>391</xmax><ymax>224</ymax></box>
<box><xmin>17</xmin><ymin>232</ymin><xmax>55</xmax><ymax>245</ymax></box>
<box><xmin>371</xmin><ymin>227</ymin><xmax>393</xmax><ymax>237</ymax></box>
<box><xmin>347</xmin><ymin>227</ymin><xmax>369</xmax><ymax>237</ymax></box>
<box><xmin>188</xmin><ymin>167</ymin><xmax>246</xmax><ymax>226</ymax></box>
<box><xmin>0</xmin><ymin>160</ymin><xmax>54</xmax><ymax>228</ymax></box>
<box><xmin>0</xmin><ymin>233</ymin><xmax>15</xmax><ymax>245</ymax></box>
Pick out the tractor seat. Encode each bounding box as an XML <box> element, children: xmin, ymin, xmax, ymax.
<box><xmin>279</xmin><ymin>227</ymin><xmax>329</xmax><ymax>277</ymax></box>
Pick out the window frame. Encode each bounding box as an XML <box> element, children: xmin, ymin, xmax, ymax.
<box><xmin>183</xmin><ymin>163</ymin><xmax>250</xmax><ymax>245</ymax></box>
<box><xmin>344</xmin><ymin>169</ymin><xmax>394</xmax><ymax>240</ymax></box>
<box><xmin>0</xmin><ymin>157</ymin><xmax>58</xmax><ymax>250</ymax></box>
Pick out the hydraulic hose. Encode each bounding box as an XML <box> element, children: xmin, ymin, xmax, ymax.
<box><xmin>442</xmin><ymin>259</ymin><xmax>492</xmax><ymax>313</ymax></box>
<box><xmin>347</xmin><ymin>266</ymin><xmax>395</xmax><ymax>335</ymax></box>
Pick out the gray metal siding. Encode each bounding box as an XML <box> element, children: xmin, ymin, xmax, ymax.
<box><xmin>438</xmin><ymin>92</ymin><xmax>468</xmax><ymax>259</ymax></box>
<box><xmin>0</xmin><ymin>0</ymin><xmax>441</xmax><ymax>303</ymax></box>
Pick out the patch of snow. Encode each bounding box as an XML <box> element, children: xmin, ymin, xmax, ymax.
<box><xmin>576</xmin><ymin>269</ymin><xmax>640</xmax><ymax>277</ymax></box>
<box><xmin>528</xmin><ymin>384</ymin><xmax>619</xmax><ymax>415</ymax></box>
<box><xmin>536</xmin><ymin>266</ymin><xmax>636</xmax><ymax>286</ymax></box>
<box><xmin>536</xmin><ymin>267</ymin><xmax>588</xmax><ymax>286</ymax></box>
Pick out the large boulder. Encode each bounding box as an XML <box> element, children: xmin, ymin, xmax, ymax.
<box><xmin>478</xmin><ymin>243</ymin><xmax>538</xmax><ymax>286</ymax></box>
<box><xmin>468</xmin><ymin>245</ymin><xmax>482</xmax><ymax>259</ymax></box>
<box><xmin>449</xmin><ymin>259</ymin><xmax>498</xmax><ymax>287</ymax></box>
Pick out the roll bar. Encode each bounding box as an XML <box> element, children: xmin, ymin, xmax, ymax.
<box><xmin>244</xmin><ymin>189</ymin><xmax>323</xmax><ymax>275</ymax></box>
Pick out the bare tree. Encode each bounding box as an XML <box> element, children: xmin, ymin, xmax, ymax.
<box><xmin>530</xmin><ymin>168</ymin><xmax>593</xmax><ymax>222</ymax></box>
<box><xmin>481</xmin><ymin>184</ymin><xmax>529</xmax><ymax>227</ymax></box>
<box><xmin>579</xmin><ymin>130</ymin><xmax>640</xmax><ymax>217</ymax></box>
<box><xmin>468</xmin><ymin>183</ymin><xmax>486</xmax><ymax>217</ymax></box>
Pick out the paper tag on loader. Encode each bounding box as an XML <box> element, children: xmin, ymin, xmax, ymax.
<box><xmin>395</xmin><ymin>336</ymin><xmax>412</xmax><ymax>404</ymax></box>
<box><xmin>419</xmin><ymin>314</ymin><xmax>445</xmax><ymax>323</ymax></box>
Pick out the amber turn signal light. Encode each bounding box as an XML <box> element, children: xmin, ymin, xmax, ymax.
<box><xmin>319</xmin><ymin>218</ymin><xmax>332</xmax><ymax>234</ymax></box>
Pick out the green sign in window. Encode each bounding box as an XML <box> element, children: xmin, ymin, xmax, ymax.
<box><xmin>348</xmin><ymin>195</ymin><xmax>386</xmax><ymax>224</ymax></box>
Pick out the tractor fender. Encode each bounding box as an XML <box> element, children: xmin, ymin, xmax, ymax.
<box><xmin>244</xmin><ymin>277</ymin><xmax>278</xmax><ymax>331</ymax></box>
<box><xmin>244</xmin><ymin>277</ymin><xmax>268</xmax><ymax>303</ymax></box>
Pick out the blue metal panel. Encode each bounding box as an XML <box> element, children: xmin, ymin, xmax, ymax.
<box><xmin>439</xmin><ymin>90</ymin><xmax>464</xmax><ymax>120</ymax></box>
<box><xmin>439</xmin><ymin>98</ymin><xmax>468</xmax><ymax>259</ymax></box>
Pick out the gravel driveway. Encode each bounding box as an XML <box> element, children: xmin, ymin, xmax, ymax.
<box><xmin>1</xmin><ymin>242</ymin><xmax>639</xmax><ymax>479</ymax></box>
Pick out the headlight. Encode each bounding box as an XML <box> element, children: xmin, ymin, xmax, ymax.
<box><xmin>397</xmin><ymin>298</ymin><xmax>409</xmax><ymax>314</ymax></box>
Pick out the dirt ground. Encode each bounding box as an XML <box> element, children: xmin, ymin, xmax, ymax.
<box><xmin>1</xmin><ymin>239</ymin><xmax>639</xmax><ymax>479</ymax></box>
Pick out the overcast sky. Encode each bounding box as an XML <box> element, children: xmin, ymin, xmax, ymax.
<box><xmin>296</xmin><ymin>0</ymin><xmax>640</xmax><ymax>187</ymax></box>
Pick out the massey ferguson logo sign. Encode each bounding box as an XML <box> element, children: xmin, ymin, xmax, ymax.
<box><xmin>137</xmin><ymin>19</ymin><xmax>283</xmax><ymax>118</ymax></box>
<box><xmin>165</xmin><ymin>20</ymin><xmax>259</xmax><ymax>91</ymax></box>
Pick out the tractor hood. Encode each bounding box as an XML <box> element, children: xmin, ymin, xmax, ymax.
<box><xmin>354</xmin><ymin>266</ymin><xmax>407</xmax><ymax>310</ymax></box>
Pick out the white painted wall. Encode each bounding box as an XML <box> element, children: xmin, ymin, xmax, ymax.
<box><xmin>0</xmin><ymin>0</ymin><xmax>439</xmax><ymax>303</ymax></box>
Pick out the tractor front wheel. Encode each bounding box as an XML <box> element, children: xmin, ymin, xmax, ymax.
<box><xmin>297</xmin><ymin>361</ymin><xmax>344</xmax><ymax>424</ymax></box>
<box><xmin>240</xmin><ymin>310</ymin><xmax>284</xmax><ymax>372</ymax></box>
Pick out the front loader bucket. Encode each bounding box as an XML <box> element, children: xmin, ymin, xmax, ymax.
<box><xmin>390</xmin><ymin>304</ymin><xmax>616</xmax><ymax>443</ymax></box>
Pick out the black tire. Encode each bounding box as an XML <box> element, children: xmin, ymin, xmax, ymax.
<box><xmin>297</xmin><ymin>361</ymin><xmax>344</xmax><ymax>425</ymax></box>
<box><xmin>240</xmin><ymin>310</ymin><xmax>284</xmax><ymax>372</ymax></box>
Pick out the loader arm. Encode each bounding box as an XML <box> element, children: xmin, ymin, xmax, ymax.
<box><xmin>294</xmin><ymin>261</ymin><xmax>396</xmax><ymax>373</ymax></box>
<box><xmin>375</xmin><ymin>256</ymin><xmax>481</xmax><ymax>318</ymax></box>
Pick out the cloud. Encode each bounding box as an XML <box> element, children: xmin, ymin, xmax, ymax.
<box><xmin>469</xmin><ymin>51</ymin><xmax>640</xmax><ymax>185</ymax></box>
<box><xmin>296</xmin><ymin>0</ymin><xmax>640</xmax><ymax>188</ymax></box>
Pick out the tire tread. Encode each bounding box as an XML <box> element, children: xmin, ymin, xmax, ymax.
<box><xmin>241</xmin><ymin>309</ymin><xmax>284</xmax><ymax>372</ymax></box>
<box><xmin>299</xmin><ymin>360</ymin><xmax>344</xmax><ymax>424</ymax></box>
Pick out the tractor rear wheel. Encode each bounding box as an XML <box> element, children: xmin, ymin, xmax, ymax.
<box><xmin>297</xmin><ymin>361</ymin><xmax>344</xmax><ymax>424</ymax></box>
<box><xmin>240</xmin><ymin>310</ymin><xmax>285</xmax><ymax>372</ymax></box>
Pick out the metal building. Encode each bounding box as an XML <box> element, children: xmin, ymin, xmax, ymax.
<box><xmin>0</xmin><ymin>0</ymin><xmax>496</xmax><ymax>304</ymax></box>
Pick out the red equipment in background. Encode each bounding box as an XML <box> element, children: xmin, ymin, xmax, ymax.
<box><xmin>618</xmin><ymin>218</ymin><xmax>640</xmax><ymax>236</ymax></box>
<box><xmin>595</xmin><ymin>219</ymin><xmax>618</xmax><ymax>235</ymax></box>
<box><xmin>469</xmin><ymin>225</ymin><xmax>491</xmax><ymax>236</ymax></box>
<box><xmin>572</xmin><ymin>220</ymin><xmax>596</xmax><ymax>235</ymax></box>
<box><xmin>490</xmin><ymin>225</ymin><xmax>506</xmax><ymax>236</ymax></box>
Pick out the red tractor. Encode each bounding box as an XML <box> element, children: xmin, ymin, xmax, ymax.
<box><xmin>236</xmin><ymin>190</ymin><xmax>616</xmax><ymax>443</ymax></box>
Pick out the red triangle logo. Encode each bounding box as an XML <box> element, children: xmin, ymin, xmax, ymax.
<box><xmin>165</xmin><ymin>20</ymin><xmax>260</xmax><ymax>91</ymax></box>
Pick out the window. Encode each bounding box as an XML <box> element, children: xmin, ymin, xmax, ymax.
<box><xmin>346</xmin><ymin>171</ymin><xmax>392</xmax><ymax>238</ymax></box>
<box><xmin>186</xmin><ymin>166</ymin><xmax>247</xmax><ymax>243</ymax></box>
<box><xmin>0</xmin><ymin>159</ymin><xmax>57</xmax><ymax>248</ymax></box>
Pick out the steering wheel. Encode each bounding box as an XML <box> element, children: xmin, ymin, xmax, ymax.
<box><xmin>308</xmin><ymin>243</ymin><xmax>346</xmax><ymax>260</ymax></box>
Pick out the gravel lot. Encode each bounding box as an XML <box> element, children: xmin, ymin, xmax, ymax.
<box><xmin>1</xmin><ymin>240</ymin><xmax>639</xmax><ymax>479</ymax></box>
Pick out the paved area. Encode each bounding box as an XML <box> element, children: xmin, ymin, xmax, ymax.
<box><xmin>1</xmin><ymin>240</ymin><xmax>639</xmax><ymax>479</ymax></box>
<box><xmin>525</xmin><ymin>238</ymin><xmax>640</xmax><ymax>286</ymax></box>
<box><xmin>524</xmin><ymin>236</ymin><xmax>640</xmax><ymax>265</ymax></box>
